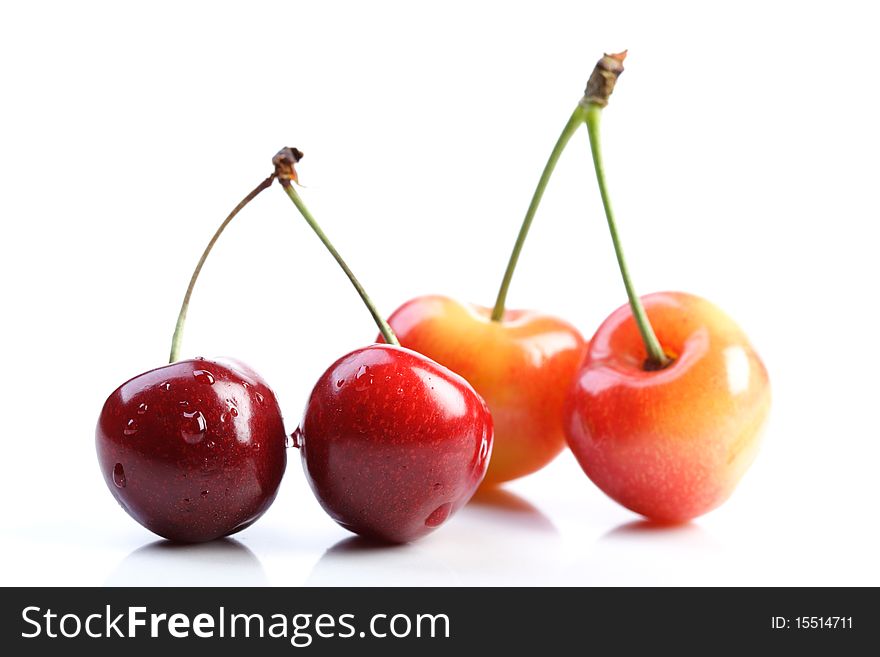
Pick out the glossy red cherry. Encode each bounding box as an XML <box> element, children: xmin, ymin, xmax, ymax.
<box><xmin>95</xmin><ymin>158</ymin><xmax>292</xmax><ymax>543</ymax></box>
<box><xmin>96</xmin><ymin>358</ymin><xmax>287</xmax><ymax>542</ymax></box>
<box><xmin>297</xmin><ymin>344</ymin><xmax>493</xmax><ymax>544</ymax></box>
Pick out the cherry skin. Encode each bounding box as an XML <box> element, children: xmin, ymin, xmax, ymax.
<box><xmin>383</xmin><ymin>295</ymin><xmax>587</xmax><ymax>486</ymax></box>
<box><xmin>298</xmin><ymin>343</ymin><xmax>493</xmax><ymax>543</ymax></box>
<box><xmin>96</xmin><ymin>358</ymin><xmax>287</xmax><ymax>542</ymax></box>
<box><xmin>564</xmin><ymin>292</ymin><xmax>771</xmax><ymax>522</ymax></box>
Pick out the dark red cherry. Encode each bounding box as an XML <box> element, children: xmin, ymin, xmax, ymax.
<box><xmin>96</xmin><ymin>358</ymin><xmax>287</xmax><ymax>543</ymax></box>
<box><xmin>298</xmin><ymin>344</ymin><xmax>494</xmax><ymax>544</ymax></box>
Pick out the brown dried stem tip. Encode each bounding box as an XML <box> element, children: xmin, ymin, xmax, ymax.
<box><xmin>581</xmin><ymin>51</ymin><xmax>627</xmax><ymax>108</ymax></box>
<box><xmin>273</xmin><ymin>146</ymin><xmax>304</xmax><ymax>186</ymax></box>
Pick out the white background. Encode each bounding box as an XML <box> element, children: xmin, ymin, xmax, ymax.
<box><xmin>1</xmin><ymin>1</ymin><xmax>878</xmax><ymax>586</ymax></box>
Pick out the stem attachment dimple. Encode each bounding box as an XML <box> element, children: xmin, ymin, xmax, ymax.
<box><xmin>274</xmin><ymin>147</ymin><xmax>400</xmax><ymax>346</ymax></box>
<box><xmin>169</xmin><ymin>174</ymin><xmax>276</xmax><ymax>363</ymax></box>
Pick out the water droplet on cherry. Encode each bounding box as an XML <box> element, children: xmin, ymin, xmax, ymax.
<box><xmin>255</xmin><ymin>392</ymin><xmax>264</xmax><ymax>404</ymax></box>
<box><xmin>161</xmin><ymin>381</ymin><xmax>171</xmax><ymax>391</ymax></box>
<box><xmin>230</xmin><ymin>406</ymin><xmax>239</xmax><ymax>418</ymax></box>
<box><xmin>137</xmin><ymin>403</ymin><xmax>148</xmax><ymax>415</ymax></box>
<box><xmin>355</xmin><ymin>365</ymin><xmax>373</xmax><ymax>391</ymax></box>
<box><xmin>397</xmin><ymin>387</ymin><xmax>404</xmax><ymax>395</ymax></box>
<box><xmin>336</xmin><ymin>379</ymin><xmax>345</xmax><ymax>388</ymax></box>
<box><xmin>181</xmin><ymin>410</ymin><xmax>207</xmax><ymax>444</ymax></box>
<box><xmin>112</xmin><ymin>463</ymin><xmax>126</xmax><ymax>488</ymax></box>
<box><xmin>123</xmin><ymin>419</ymin><xmax>138</xmax><ymax>436</ymax></box>
<box><xmin>193</xmin><ymin>369</ymin><xmax>215</xmax><ymax>385</ymax></box>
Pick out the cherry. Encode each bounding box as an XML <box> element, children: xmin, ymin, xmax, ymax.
<box><xmin>565</xmin><ymin>293</ymin><xmax>770</xmax><ymax>522</ymax></box>
<box><xmin>299</xmin><ymin>344</ymin><xmax>492</xmax><ymax>543</ymax></box>
<box><xmin>563</xmin><ymin>52</ymin><xmax>771</xmax><ymax>521</ymax></box>
<box><xmin>272</xmin><ymin>149</ymin><xmax>494</xmax><ymax>543</ymax></box>
<box><xmin>96</xmin><ymin>358</ymin><xmax>287</xmax><ymax>542</ymax></box>
<box><xmin>96</xmin><ymin>176</ymin><xmax>286</xmax><ymax>542</ymax></box>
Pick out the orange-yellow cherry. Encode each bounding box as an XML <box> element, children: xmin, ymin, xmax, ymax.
<box><xmin>565</xmin><ymin>292</ymin><xmax>770</xmax><ymax>521</ymax></box>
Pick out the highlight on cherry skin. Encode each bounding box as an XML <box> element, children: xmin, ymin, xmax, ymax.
<box><xmin>294</xmin><ymin>343</ymin><xmax>494</xmax><ymax>544</ymax></box>
<box><xmin>564</xmin><ymin>292</ymin><xmax>771</xmax><ymax>523</ymax></box>
<box><xmin>96</xmin><ymin>357</ymin><xmax>287</xmax><ymax>543</ymax></box>
<box><xmin>384</xmin><ymin>295</ymin><xmax>586</xmax><ymax>486</ymax></box>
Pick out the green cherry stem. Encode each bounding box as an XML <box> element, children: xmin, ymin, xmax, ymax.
<box><xmin>169</xmin><ymin>174</ymin><xmax>276</xmax><ymax>363</ymax></box>
<box><xmin>490</xmin><ymin>105</ymin><xmax>588</xmax><ymax>322</ymax></box>
<box><xmin>274</xmin><ymin>148</ymin><xmax>399</xmax><ymax>346</ymax></box>
<box><xmin>582</xmin><ymin>52</ymin><xmax>670</xmax><ymax>369</ymax></box>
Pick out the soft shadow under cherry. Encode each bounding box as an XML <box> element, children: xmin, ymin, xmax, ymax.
<box><xmin>106</xmin><ymin>537</ymin><xmax>267</xmax><ymax>586</ymax></box>
<box><xmin>601</xmin><ymin>518</ymin><xmax>713</xmax><ymax>545</ymax></box>
<box><xmin>467</xmin><ymin>487</ymin><xmax>557</xmax><ymax>534</ymax></box>
<box><xmin>306</xmin><ymin>534</ymin><xmax>453</xmax><ymax>586</ymax></box>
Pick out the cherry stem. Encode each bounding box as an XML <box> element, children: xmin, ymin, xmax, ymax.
<box><xmin>583</xmin><ymin>102</ymin><xmax>669</xmax><ymax>369</ymax></box>
<box><xmin>279</xmin><ymin>180</ymin><xmax>400</xmax><ymax>346</ymax></box>
<box><xmin>169</xmin><ymin>174</ymin><xmax>276</xmax><ymax>363</ymax></box>
<box><xmin>490</xmin><ymin>105</ymin><xmax>588</xmax><ymax>321</ymax></box>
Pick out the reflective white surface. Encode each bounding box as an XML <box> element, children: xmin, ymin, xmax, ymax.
<box><xmin>4</xmin><ymin>424</ymin><xmax>879</xmax><ymax>586</ymax></box>
<box><xmin>2</xmin><ymin>0</ymin><xmax>879</xmax><ymax>586</ymax></box>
